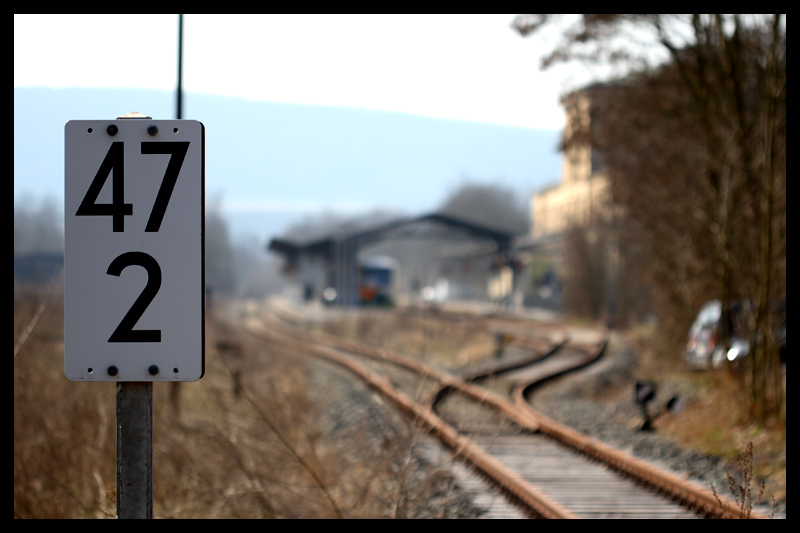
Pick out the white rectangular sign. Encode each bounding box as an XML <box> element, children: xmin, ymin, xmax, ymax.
<box><xmin>64</xmin><ymin>119</ymin><xmax>205</xmax><ymax>381</ymax></box>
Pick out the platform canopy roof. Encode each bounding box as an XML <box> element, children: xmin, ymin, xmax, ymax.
<box><xmin>267</xmin><ymin>212</ymin><xmax>518</xmax><ymax>260</ymax></box>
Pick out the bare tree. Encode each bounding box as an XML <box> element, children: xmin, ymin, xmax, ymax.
<box><xmin>513</xmin><ymin>14</ymin><xmax>786</xmax><ymax>422</ymax></box>
<box><xmin>14</xmin><ymin>196</ymin><xmax>64</xmax><ymax>256</ymax></box>
<box><xmin>283</xmin><ymin>209</ymin><xmax>406</xmax><ymax>243</ymax></box>
<box><xmin>437</xmin><ymin>182</ymin><xmax>529</xmax><ymax>235</ymax></box>
<box><xmin>205</xmin><ymin>202</ymin><xmax>236</xmax><ymax>295</ymax></box>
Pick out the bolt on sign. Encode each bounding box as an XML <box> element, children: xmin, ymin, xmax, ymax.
<box><xmin>64</xmin><ymin>118</ymin><xmax>205</xmax><ymax>381</ymax></box>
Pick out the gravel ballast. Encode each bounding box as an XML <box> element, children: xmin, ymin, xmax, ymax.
<box><xmin>527</xmin><ymin>332</ymin><xmax>785</xmax><ymax>518</ymax></box>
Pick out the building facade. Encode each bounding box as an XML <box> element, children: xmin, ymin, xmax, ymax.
<box><xmin>531</xmin><ymin>85</ymin><xmax>611</xmax><ymax>240</ymax></box>
<box><xmin>526</xmin><ymin>84</ymin><xmax>619</xmax><ymax>319</ymax></box>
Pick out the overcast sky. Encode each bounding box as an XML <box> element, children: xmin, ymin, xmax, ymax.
<box><xmin>15</xmin><ymin>14</ymin><xmax>608</xmax><ymax>130</ymax></box>
<box><xmin>16</xmin><ymin>14</ymin><xmax>623</xmax><ymax>242</ymax></box>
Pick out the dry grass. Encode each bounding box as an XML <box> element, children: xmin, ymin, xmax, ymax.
<box><xmin>14</xmin><ymin>293</ymin><xmax>474</xmax><ymax>518</ymax></box>
<box><xmin>14</xmin><ymin>284</ymin><xmax>117</xmax><ymax>519</ymax></box>
<box><xmin>318</xmin><ymin>308</ymin><xmax>496</xmax><ymax>370</ymax></box>
<box><xmin>708</xmin><ymin>441</ymin><xmax>777</xmax><ymax>519</ymax></box>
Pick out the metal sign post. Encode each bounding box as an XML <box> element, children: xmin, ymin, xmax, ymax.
<box><xmin>64</xmin><ymin>113</ymin><xmax>204</xmax><ymax>518</ymax></box>
<box><xmin>117</xmin><ymin>382</ymin><xmax>153</xmax><ymax>518</ymax></box>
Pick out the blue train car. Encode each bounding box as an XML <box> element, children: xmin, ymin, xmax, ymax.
<box><xmin>359</xmin><ymin>256</ymin><xmax>396</xmax><ymax>306</ymax></box>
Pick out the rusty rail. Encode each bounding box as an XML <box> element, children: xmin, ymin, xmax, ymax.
<box><xmin>249</xmin><ymin>308</ymin><xmax>771</xmax><ymax>519</ymax></box>
<box><xmin>245</xmin><ymin>316</ymin><xmax>575</xmax><ymax>518</ymax></box>
<box><xmin>510</xmin><ymin>338</ymin><xmax>771</xmax><ymax>520</ymax></box>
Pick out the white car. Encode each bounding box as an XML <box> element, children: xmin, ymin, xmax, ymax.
<box><xmin>684</xmin><ymin>300</ymin><xmax>750</xmax><ymax>370</ymax></box>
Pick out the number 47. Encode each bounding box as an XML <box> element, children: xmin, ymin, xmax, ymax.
<box><xmin>76</xmin><ymin>141</ymin><xmax>190</xmax><ymax>232</ymax></box>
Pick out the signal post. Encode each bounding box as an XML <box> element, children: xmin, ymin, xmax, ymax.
<box><xmin>64</xmin><ymin>113</ymin><xmax>205</xmax><ymax>518</ymax></box>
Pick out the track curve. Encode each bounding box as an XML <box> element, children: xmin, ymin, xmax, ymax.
<box><xmin>233</xmin><ymin>302</ymin><xmax>767</xmax><ymax>519</ymax></box>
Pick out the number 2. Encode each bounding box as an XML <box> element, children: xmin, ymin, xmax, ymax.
<box><xmin>106</xmin><ymin>252</ymin><xmax>162</xmax><ymax>343</ymax></box>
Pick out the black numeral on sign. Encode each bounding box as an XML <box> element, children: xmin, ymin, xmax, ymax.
<box><xmin>75</xmin><ymin>142</ymin><xmax>132</xmax><ymax>232</ymax></box>
<box><xmin>106</xmin><ymin>252</ymin><xmax>162</xmax><ymax>343</ymax></box>
<box><xmin>142</xmin><ymin>142</ymin><xmax>190</xmax><ymax>232</ymax></box>
<box><xmin>75</xmin><ymin>133</ymin><xmax>193</xmax><ymax>346</ymax></box>
<box><xmin>76</xmin><ymin>141</ymin><xmax>190</xmax><ymax>233</ymax></box>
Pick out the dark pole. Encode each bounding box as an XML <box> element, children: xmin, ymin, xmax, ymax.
<box><xmin>171</xmin><ymin>13</ymin><xmax>185</xmax><ymax>424</ymax></box>
<box><xmin>117</xmin><ymin>382</ymin><xmax>153</xmax><ymax>518</ymax></box>
<box><xmin>176</xmin><ymin>14</ymin><xmax>184</xmax><ymax>120</ymax></box>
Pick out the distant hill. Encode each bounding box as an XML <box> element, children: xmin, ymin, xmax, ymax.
<box><xmin>14</xmin><ymin>87</ymin><xmax>562</xmax><ymax>243</ymax></box>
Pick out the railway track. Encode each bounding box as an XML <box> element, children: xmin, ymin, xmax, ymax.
<box><xmin>231</xmin><ymin>302</ymin><xmax>766</xmax><ymax>519</ymax></box>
